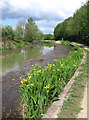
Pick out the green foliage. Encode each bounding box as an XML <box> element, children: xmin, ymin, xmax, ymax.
<box><xmin>1</xmin><ymin>17</ymin><xmax>44</xmax><ymax>51</ymax></box>
<box><xmin>24</xmin><ymin>18</ymin><xmax>43</xmax><ymax>42</ymax></box>
<box><xmin>58</xmin><ymin>56</ymin><xmax>87</xmax><ymax>118</ymax></box>
<box><xmin>19</xmin><ymin>48</ymin><xmax>83</xmax><ymax>119</ymax></box>
<box><xmin>0</xmin><ymin>44</ymin><xmax>13</xmax><ymax>51</ymax></box>
<box><xmin>54</xmin><ymin>1</ymin><xmax>89</xmax><ymax>45</ymax></box>
<box><xmin>72</xmin><ymin>45</ymin><xmax>80</xmax><ymax>50</ymax></box>
<box><xmin>15</xmin><ymin>42</ymin><xmax>31</xmax><ymax>48</ymax></box>
<box><xmin>2</xmin><ymin>25</ymin><xmax>15</xmax><ymax>41</ymax></box>
<box><xmin>61</xmin><ymin>40</ymin><xmax>70</xmax><ymax>45</ymax></box>
<box><xmin>0</xmin><ymin>41</ymin><xmax>31</xmax><ymax>51</ymax></box>
<box><xmin>44</xmin><ymin>34</ymin><xmax>54</xmax><ymax>40</ymax></box>
<box><xmin>14</xmin><ymin>25</ymin><xmax>23</xmax><ymax>41</ymax></box>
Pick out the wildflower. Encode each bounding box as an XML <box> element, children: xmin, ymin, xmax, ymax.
<box><xmin>20</xmin><ymin>76</ymin><xmax>22</xmax><ymax>79</ymax></box>
<box><xmin>57</xmin><ymin>69</ymin><xmax>60</xmax><ymax>71</ymax></box>
<box><xmin>23</xmin><ymin>79</ymin><xmax>27</xmax><ymax>82</ymax></box>
<box><xmin>48</xmin><ymin>63</ymin><xmax>50</xmax><ymax>66</ymax></box>
<box><xmin>61</xmin><ymin>64</ymin><xmax>63</xmax><ymax>68</ymax></box>
<box><xmin>37</xmin><ymin>70</ymin><xmax>41</xmax><ymax>73</ymax></box>
<box><xmin>32</xmin><ymin>65</ymin><xmax>34</xmax><ymax>67</ymax></box>
<box><xmin>47</xmin><ymin>90</ymin><xmax>49</xmax><ymax>93</ymax></box>
<box><xmin>30</xmin><ymin>84</ymin><xmax>34</xmax><ymax>86</ymax></box>
<box><xmin>29</xmin><ymin>76</ymin><xmax>31</xmax><ymax>79</ymax></box>
<box><xmin>53</xmin><ymin>64</ymin><xmax>55</xmax><ymax>66</ymax></box>
<box><xmin>44</xmin><ymin>84</ymin><xmax>50</xmax><ymax>89</ymax></box>
<box><xmin>27</xmin><ymin>84</ymin><xmax>30</xmax><ymax>87</ymax></box>
<box><xmin>21</xmin><ymin>81</ymin><xmax>24</xmax><ymax>84</ymax></box>
<box><xmin>73</xmin><ymin>64</ymin><xmax>76</xmax><ymax>67</ymax></box>
<box><xmin>54</xmin><ymin>59</ymin><xmax>56</xmax><ymax>61</ymax></box>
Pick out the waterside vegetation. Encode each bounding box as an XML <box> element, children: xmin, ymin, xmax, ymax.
<box><xmin>19</xmin><ymin>47</ymin><xmax>83</xmax><ymax>119</ymax></box>
<box><xmin>0</xmin><ymin>18</ymin><xmax>43</xmax><ymax>51</ymax></box>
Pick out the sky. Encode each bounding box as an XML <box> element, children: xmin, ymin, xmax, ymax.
<box><xmin>0</xmin><ymin>0</ymin><xmax>87</xmax><ymax>34</ymax></box>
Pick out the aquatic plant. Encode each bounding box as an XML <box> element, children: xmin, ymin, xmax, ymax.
<box><xmin>19</xmin><ymin>48</ymin><xmax>83</xmax><ymax>119</ymax></box>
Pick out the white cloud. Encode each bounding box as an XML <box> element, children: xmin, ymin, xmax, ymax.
<box><xmin>1</xmin><ymin>0</ymin><xmax>87</xmax><ymax>33</ymax></box>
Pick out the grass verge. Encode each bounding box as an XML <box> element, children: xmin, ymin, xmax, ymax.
<box><xmin>58</xmin><ymin>49</ymin><xmax>88</xmax><ymax>118</ymax></box>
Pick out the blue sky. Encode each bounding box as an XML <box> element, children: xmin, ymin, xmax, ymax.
<box><xmin>1</xmin><ymin>0</ymin><xmax>86</xmax><ymax>34</ymax></box>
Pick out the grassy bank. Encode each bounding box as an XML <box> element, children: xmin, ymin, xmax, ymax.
<box><xmin>19</xmin><ymin>46</ymin><xmax>83</xmax><ymax>119</ymax></box>
<box><xmin>58</xmin><ymin>49</ymin><xmax>88</xmax><ymax>118</ymax></box>
<box><xmin>0</xmin><ymin>40</ymin><xmax>32</xmax><ymax>51</ymax></box>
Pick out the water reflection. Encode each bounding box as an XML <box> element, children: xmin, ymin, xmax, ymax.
<box><xmin>2</xmin><ymin>43</ymin><xmax>54</xmax><ymax>76</ymax></box>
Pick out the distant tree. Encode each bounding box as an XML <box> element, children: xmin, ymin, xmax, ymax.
<box><xmin>14</xmin><ymin>25</ymin><xmax>23</xmax><ymax>41</ymax></box>
<box><xmin>44</xmin><ymin>34</ymin><xmax>54</xmax><ymax>40</ymax></box>
<box><xmin>17</xmin><ymin>19</ymin><xmax>26</xmax><ymax>29</ymax></box>
<box><xmin>17</xmin><ymin>19</ymin><xmax>26</xmax><ymax>35</ymax></box>
<box><xmin>2</xmin><ymin>25</ymin><xmax>14</xmax><ymax>41</ymax></box>
<box><xmin>54</xmin><ymin>22</ymin><xmax>65</xmax><ymax>40</ymax></box>
<box><xmin>54</xmin><ymin>1</ymin><xmax>89</xmax><ymax>45</ymax></box>
<box><xmin>0</xmin><ymin>24</ymin><xmax>2</xmax><ymax>41</ymax></box>
<box><xmin>24</xmin><ymin>18</ymin><xmax>43</xmax><ymax>42</ymax></box>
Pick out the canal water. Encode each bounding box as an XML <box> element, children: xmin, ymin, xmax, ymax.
<box><xmin>1</xmin><ymin>42</ymin><xmax>54</xmax><ymax>77</ymax></box>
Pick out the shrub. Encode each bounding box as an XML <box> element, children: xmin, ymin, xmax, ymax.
<box><xmin>72</xmin><ymin>45</ymin><xmax>80</xmax><ymax>50</ymax></box>
<box><xmin>0</xmin><ymin>44</ymin><xmax>13</xmax><ymax>51</ymax></box>
<box><xmin>61</xmin><ymin>40</ymin><xmax>70</xmax><ymax>45</ymax></box>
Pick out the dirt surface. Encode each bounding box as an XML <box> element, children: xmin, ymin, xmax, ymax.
<box><xmin>77</xmin><ymin>85</ymin><xmax>87</xmax><ymax>118</ymax></box>
<box><xmin>2</xmin><ymin>42</ymin><xmax>72</xmax><ymax>118</ymax></box>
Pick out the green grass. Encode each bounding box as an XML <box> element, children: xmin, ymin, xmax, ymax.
<box><xmin>58</xmin><ymin>49</ymin><xmax>88</xmax><ymax>118</ymax></box>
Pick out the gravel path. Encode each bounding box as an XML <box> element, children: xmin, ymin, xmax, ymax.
<box><xmin>77</xmin><ymin>85</ymin><xmax>87</xmax><ymax>118</ymax></box>
<box><xmin>71</xmin><ymin>42</ymin><xmax>88</xmax><ymax>119</ymax></box>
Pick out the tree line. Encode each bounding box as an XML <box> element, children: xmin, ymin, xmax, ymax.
<box><xmin>1</xmin><ymin>18</ymin><xmax>43</xmax><ymax>43</ymax></box>
<box><xmin>54</xmin><ymin>1</ymin><xmax>89</xmax><ymax>45</ymax></box>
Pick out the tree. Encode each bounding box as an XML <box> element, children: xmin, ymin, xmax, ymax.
<box><xmin>0</xmin><ymin>24</ymin><xmax>2</xmax><ymax>41</ymax></box>
<box><xmin>54</xmin><ymin>22</ymin><xmax>65</xmax><ymax>40</ymax></box>
<box><xmin>14</xmin><ymin>25</ymin><xmax>23</xmax><ymax>41</ymax></box>
<box><xmin>2</xmin><ymin>25</ymin><xmax>14</xmax><ymax>41</ymax></box>
<box><xmin>44</xmin><ymin>34</ymin><xmax>54</xmax><ymax>40</ymax></box>
<box><xmin>54</xmin><ymin>1</ymin><xmax>89</xmax><ymax>45</ymax></box>
<box><xmin>24</xmin><ymin>18</ymin><xmax>43</xmax><ymax>42</ymax></box>
<box><xmin>17</xmin><ymin>19</ymin><xmax>26</xmax><ymax>36</ymax></box>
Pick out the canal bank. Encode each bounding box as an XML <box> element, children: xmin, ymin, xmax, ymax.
<box><xmin>1</xmin><ymin>42</ymin><xmax>72</xmax><ymax>118</ymax></box>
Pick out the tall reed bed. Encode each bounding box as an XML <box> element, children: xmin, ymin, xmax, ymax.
<box><xmin>19</xmin><ymin>48</ymin><xmax>83</xmax><ymax>119</ymax></box>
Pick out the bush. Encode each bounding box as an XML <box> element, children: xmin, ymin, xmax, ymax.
<box><xmin>19</xmin><ymin>48</ymin><xmax>83</xmax><ymax>119</ymax></box>
<box><xmin>61</xmin><ymin>40</ymin><xmax>70</xmax><ymax>45</ymax></box>
<box><xmin>44</xmin><ymin>34</ymin><xmax>54</xmax><ymax>40</ymax></box>
<box><xmin>16</xmin><ymin>44</ymin><xmax>22</xmax><ymax>48</ymax></box>
<box><xmin>0</xmin><ymin>44</ymin><xmax>13</xmax><ymax>51</ymax></box>
<box><xmin>72</xmin><ymin>45</ymin><xmax>80</xmax><ymax>50</ymax></box>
